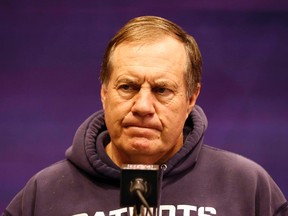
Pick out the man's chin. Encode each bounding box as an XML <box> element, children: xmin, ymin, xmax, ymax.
<box><xmin>123</xmin><ymin>126</ymin><xmax>161</xmax><ymax>139</ymax></box>
<box><xmin>129</xmin><ymin>138</ymin><xmax>156</xmax><ymax>152</ymax></box>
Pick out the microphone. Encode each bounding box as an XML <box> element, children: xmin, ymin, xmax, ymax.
<box><xmin>120</xmin><ymin>164</ymin><xmax>160</xmax><ymax>216</ymax></box>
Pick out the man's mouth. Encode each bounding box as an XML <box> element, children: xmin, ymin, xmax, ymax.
<box><xmin>122</xmin><ymin>122</ymin><xmax>162</xmax><ymax>131</ymax></box>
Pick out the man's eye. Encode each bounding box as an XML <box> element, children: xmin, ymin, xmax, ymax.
<box><xmin>153</xmin><ymin>87</ymin><xmax>172</xmax><ymax>95</ymax></box>
<box><xmin>118</xmin><ymin>84</ymin><xmax>139</xmax><ymax>92</ymax></box>
<box><xmin>119</xmin><ymin>84</ymin><xmax>130</xmax><ymax>91</ymax></box>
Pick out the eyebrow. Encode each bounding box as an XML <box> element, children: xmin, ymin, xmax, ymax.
<box><xmin>114</xmin><ymin>75</ymin><xmax>179</xmax><ymax>89</ymax></box>
<box><xmin>151</xmin><ymin>79</ymin><xmax>179</xmax><ymax>89</ymax></box>
<box><xmin>114</xmin><ymin>77</ymin><xmax>140</xmax><ymax>87</ymax></box>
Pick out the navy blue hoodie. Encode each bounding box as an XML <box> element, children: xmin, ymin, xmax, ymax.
<box><xmin>2</xmin><ymin>105</ymin><xmax>288</xmax><ymax>216</ymax></box>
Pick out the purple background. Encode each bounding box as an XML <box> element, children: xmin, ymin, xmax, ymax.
<box><xmin>1</xmin><ymin>1</ymin><xmax>288</xmax><ymax>210</ymax></box>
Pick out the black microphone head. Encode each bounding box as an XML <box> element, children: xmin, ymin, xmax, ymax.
<box><xmin>120</xmin><ymin>164</ymin><xmax>160</xmax><ymax>208</ymax></box>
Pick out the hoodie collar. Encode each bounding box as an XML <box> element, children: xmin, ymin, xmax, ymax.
<box><xmin>66</xmin><ymin>105</ymin><xmax>208</xmax><ymax>181</ymax></box>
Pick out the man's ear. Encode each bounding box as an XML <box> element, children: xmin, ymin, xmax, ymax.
<box><xmin>101</xmin><ymin>85</ymin><xmax>107</xmax><ymax>111</ymax></box>
<box><xmin>186</xmin><ymin>83</ymin><xmax>201</xmax><ymax>116</ymax></box>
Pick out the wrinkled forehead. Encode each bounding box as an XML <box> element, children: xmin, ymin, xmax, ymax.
<box><xmin>107</xmin><ymin>37</ymin><xmax>188</xmax><ymax>88</ymax></box>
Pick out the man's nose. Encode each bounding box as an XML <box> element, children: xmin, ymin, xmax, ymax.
<box><xmin>131</xmin><ymin>88</ymin><xmax>155</xmax><ymax>116</ymax></box>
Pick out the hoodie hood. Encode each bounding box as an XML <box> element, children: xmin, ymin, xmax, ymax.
<box><xmin>65</xmin><ymin>105</ymin><xmax>208</xmax><ymax>181</ymax></box>
<box><xmin>163</xmin><ymin>105</ymin><xmax>208</xmax><ymax>177</ymax></box>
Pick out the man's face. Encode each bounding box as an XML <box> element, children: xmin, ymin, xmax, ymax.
<box><xmin>101</xmin><ymin>36</ymin><xmax>200</xmax><ymax>165</ymax></box>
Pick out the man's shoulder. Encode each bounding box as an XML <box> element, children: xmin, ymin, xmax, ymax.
<box><xmin>200</xmin><ymin>144</ymin><xmax>270</xmax><ymax>178</ymax></box>
<box><xmin>27</xmin><ymin>160</ymin><xmax>77</xmax><ymax>185</ymax></box>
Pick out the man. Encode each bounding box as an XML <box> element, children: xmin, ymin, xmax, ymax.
<box><xmin>3</xmin><ymin>16</ymin><xmax>287</xmax><ymax>216</ymax></box>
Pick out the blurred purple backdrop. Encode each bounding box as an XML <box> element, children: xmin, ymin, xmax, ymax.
<box><xmin>1</xmin><ymin>1</ymin><xmax>288</xmax><ymax>210</ymax></box>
